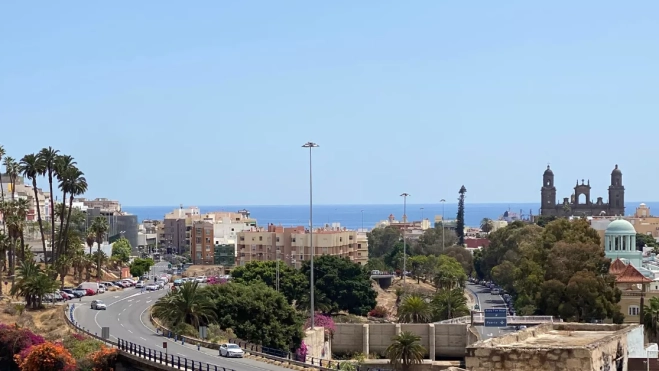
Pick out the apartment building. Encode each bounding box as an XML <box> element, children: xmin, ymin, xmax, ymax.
<box><xmin>236</xmin><ymin>224</ymin><xmax>368</xmax><ymax>267</ymax></box>
<box><xmin>191</xmin><ymin>221</ymin><xmax>214</xmax><ymax>264</ymax></box>
<box><xmin>200</xmin><ymin>209</ymin><xmax>256</xmax><ymax>245</ymax></box>
<box><xmin>1</xmin><ymin>174</ymin><xmax>52</xmax><ymax>227</ymax></box>
<box><xmin>75</xmin><ymin>197</ymin><xmax>121</xmax><ymax>213</ymax></box>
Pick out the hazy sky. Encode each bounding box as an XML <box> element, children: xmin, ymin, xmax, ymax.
<box><xmin>1</xmin><ymin>1</ymin><xmax>657</xmax><ymax>206</ymax></box>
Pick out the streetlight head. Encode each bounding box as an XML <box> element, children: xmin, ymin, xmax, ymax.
<box><xmin>302</xmin><ymin>142</ymin><xmax>319</xmax><ymax>148</ymax></box>
<box><xmin>400</xmin><ymin>193</ymin><xmax>410</xmax><ymax>197</ymax></box>
<box><xmin>440</xmin><ymin>199</ymin><xmax>446</xmax><ymax>202</ymax></box>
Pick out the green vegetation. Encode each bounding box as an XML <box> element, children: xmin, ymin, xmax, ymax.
<box><xmin>129</xmin><ymin>257</ymin><xmax>155</xmax><ymax>277</ymax></box>
<box><xmin>385</xmin><ymin>332</ymin><xmax>425</xmax><ymax>371</ymax></box>
<box><xmin>111</xmin><ymin>237</ymin><xmax>132</xmax><ymax>263</ymax></box>
<box><xmin>477</xmin><ymin>218</ymin><xmax>624</xmax><ymax>322</ymax></box>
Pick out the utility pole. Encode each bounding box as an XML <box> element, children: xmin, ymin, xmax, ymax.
<box><xmin>400</xmin><ymin>193</ymin><xmax>410</xmax><ymax>284</ymax></box>
<box><xmin>440</xmin><ymin>199</ymin><xmax>446</xmax><ymax>251</ymax></box>
<box><xmin>302</xmin><ymin>142</ymin><xmax>319</xmax><ymax>329</ymax></box>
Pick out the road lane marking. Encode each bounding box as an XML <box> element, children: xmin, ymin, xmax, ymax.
<box><xmin>121</xmin><ymin>324</ymin><xmax>124</xmax><ymax>327</ymax></box>
<box><xmin>140</xmin><ymin>337</ymin><xmax>147</xmax><ymax>341</ymax></box>
<box><xmin>128</xmin><ymin>330</ymin><xmax>133</xmax><ymax>333</ymax></box>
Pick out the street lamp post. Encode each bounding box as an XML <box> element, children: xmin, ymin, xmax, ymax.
<box><xmin>276</xmin><ymin>248</ymin><xmax>280</xmax><ymax>292</ymax></box>
<box><xmin>420</xmin><ymin>207</ymin><xmax>424</xmax><ymax>222</ymax></box>
<box><xmin>302</xmin><ymin>142</ymin><xmax>319</xmax><ymax>329</ymax></box>
<box><xmin>400</xmin><ymin>193</ymin><xmax>410</xmax><ymax>284</ymax></box>
<box><xmin>440</xmin><ymin>199</ymin><xmax>446</xmax><ymax>251</ymax></box>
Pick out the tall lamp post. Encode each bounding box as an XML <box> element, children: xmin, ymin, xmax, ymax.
<box><xmin>440</xmin><ymin>199</ymin><xmax>446</xmax><ymax>251</ymax></box>
<box><xmin>361</xmin><ymin>209</ymin><xmax>364</xmax><ymax>231</ymax></box>
<box><xmin>302</xmin><ymin>142</ymin><xmax>319</xmax><ymax>329</ymax></box>
<box><xmin>400</xmin><ymin>193</ymin><xmax>410</xmax><ymax>284</ymax></box>
<box><xmin>420</xmin><ymin>207</ymin><xmax>424</xmax><ymax>222</ymax></box>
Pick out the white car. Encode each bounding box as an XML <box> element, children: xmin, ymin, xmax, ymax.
<box><xmin>146</xmin><ymin>284</ymin><xmax>158</xmax><ymax>291</ymax></box>
<box><xmin>135</xmin><ymin>281</ymin><xmax>145</xmax><ymax>288</ymax></box>
<box><xmin>91</xmin><ymin>300</ymin><xmax>107</xmax><ymax>310</ymax></box>
<box><xmin>196</xmin><ymin>276</ymin><xmax>207</xmax><ymax>283</ymax></box>
<box><xmin>219</xmin><ymin>343</ymin><xmax>244</xmax><ymax>358</ymax></box>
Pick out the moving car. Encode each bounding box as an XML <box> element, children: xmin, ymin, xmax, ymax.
<box><xmin>173</xmin><ymin>279</ymin><xmax>183</xmax><ymax>287</ymax></box>
<box><xmin>146</xmin><ymin>284</ymin><xmax>158</xmax><ymax>291</ymax></box>
<box><xmin>219</xmin><ymin>343</ymin><xmax>244</xmax><ymax>358</ymax></box>
<box><xmin>135</xmin><ymin>281</ymin><xmax>145</xmax><ymax>288</ymax></box>
<box><xmin>91</xmin><ymin>300</ymin><xmax>107</xmax><ymax>310</ymax></box>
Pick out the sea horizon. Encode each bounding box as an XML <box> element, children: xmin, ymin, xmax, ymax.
<box><xmin>123</xmin><ymin>201</ymin><xmax>656</xmax><ymax>230</ymax></box>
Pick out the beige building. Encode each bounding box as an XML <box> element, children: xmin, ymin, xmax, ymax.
<box><xmin>236</xmin><ymin>224</ymin><xmax>368</xmax><ymax>267</ymax></box>
<box><xmin>75</xmin><ymin>197</ymin><xmax>121</xmax><ymax>213</ymax></box>
<box><xmin>191</xmin><ymin>221</ymin><xmax>214</xmax><ymax>264</ymax></box>
<box><xmin>1</xmin><ymin>176</ymin><xmax>52</xmax><ymax>229</ymax></box>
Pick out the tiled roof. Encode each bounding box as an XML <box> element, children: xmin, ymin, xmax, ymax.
<box><xmin>616</xmin><ymin>264</ymin><xmax>653</xmax><ymax>283</ymax></box>
<box><xmin>610</xmin><ymin>258</ymin><xmax>628</xmax><ymax>275</ymax></box>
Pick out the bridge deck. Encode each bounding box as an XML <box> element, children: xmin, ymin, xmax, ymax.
<box><xmin>438</xmin><ymin>314</ymin><xmax>558</xmax><ymax>325</ymax></box>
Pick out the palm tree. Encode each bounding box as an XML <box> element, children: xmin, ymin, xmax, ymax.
<box><xmin>430</xmin><ymin>288</ymin><xmax>469</xmax><ymax>321</ymax></box>
<box><xmin>54</xmin><ymin>156</ymin><xmax>77</xmax><ymax>254</ymax></box>
<box><xmin>37</xmin><ymin>147</ymin><xmax>59</xmax><ymax>261</ymax></box>
<box><xmin>83</xmin><ymin>254</ymin><xmax>94</xmax><ymax>281</ymax></box>
<box><xmin>0</xmin><ymin>145</ymin><xmax>6</xmax><ymax>234</ymax></box>
<box><xmin>644</xmin><ymin>297</ymin><xmax>659</xmax><ymax>342</ymax></box>
<box><xmin>397</xmin><ymin>294</ymin><xmax>432</xmax><ymax>323</ymax></box>
<box><xmin>59</xmin><ymin>166</ymin><xmax>87</xmax><ymax>254</ymax></box>
<box><xmin>15</xmin><ymin>199</ymin><xmax>29</xmax><ymax>263</ymax></box>
<box><xmin>90</xmin><ymin>216</ymin><xmax>109</xmax><ymax>279</ymax></box>
<box><xmin>19</xmin><ymin>153</ymin><xmax>48</xmax><ymax>266</ymax></box>
<box><xmin>0</xmin><ymin>233</ymin><xmax>8</xmax><ymax>295</ymax></box>
<box><xmin>86</xmin><ymin>232</ymin><xmax>95</xmax><ymax>255</ymax></box>
<box><xmin>480</xmin><ymin>218</ymin><xmax>493</xmax><ymax>233</ymax></box>
<box><xmin>385</xmin><ymin>331</ymin><xmax>425</xmax><ymax>371</ymax></box>
<box><xmin>152</xmin><ymin>281</ymin><xmax>217</xmax><ymax>328</ymax></box>
<box><xmin>11</xmin><ymin>259</ymin><xmax>59</xmax><ymax>309</ymax></box>
<box><xmin>3</xmin><ymin>157</ymin><xmax>19</xmax><ymax>200</ymax></box>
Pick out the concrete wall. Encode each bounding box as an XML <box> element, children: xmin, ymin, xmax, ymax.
<box><xmin>332</xmin><ymin>323</ymin><xmax>470</xmax><ymax>359</ymax></box>
<box><xmin>306</xmin><ymin>327</ymin><xmax>325</xmax><ymax>359</ymax></box>
<box><xmin>465</xmin><ymin>323</ymin><xmax>638</xmax><ymax>371</ymax></box>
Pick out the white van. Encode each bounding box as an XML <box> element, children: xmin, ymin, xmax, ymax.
<box><xmin>78</xmin><ymin>282</ymin><xmax>101</xmax><ymax>294</ymax></box>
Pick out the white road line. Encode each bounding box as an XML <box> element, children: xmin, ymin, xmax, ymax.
<box><xmin>128</xmin><ymin>330</ymin><xmax>133</xmax><ymax>334</ymax></box>
<box><xmin>140</xmin><ymin>337</ymin><xmax>147</xmax><ymax>341</ymax></box>
<box><xmin>146</xmin><ymin>300</ymin><xmax>152</xmax><ymax>304</ymax></box>
<box><xmin>121</xmin><ymin>324</ymin><xmax>125</xmax><ymax>327</ymax></box>
<box><xmin>122</xmin><ymin>308</ymin><xmax>126</xmax><ymax>312</ymax></box>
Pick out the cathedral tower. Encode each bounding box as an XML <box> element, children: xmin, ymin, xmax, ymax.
<box><xmin>608</xmin><ymin>164</ymin><xmax>625</xmax><ymax>215</ymax></box>
<box><xmin>541</xmin><ymin>165</ymin><xmax>556</xmax><ymax>212</ymax></box>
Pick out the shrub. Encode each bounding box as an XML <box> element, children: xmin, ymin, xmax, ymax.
<box><xmin>0</xmin><ymin>323</ymin><xmax>46</xmax><ymax>366</ymax></box>
<box><xmin>295</xmin><ymin>341</ymin><xmax>308</xmax><ymax>362</ymax></box>
<box><xmin>62</xmin><ymin>334</ymin><xmax>104</xmax><ymax>360</ymax></box>
<box><xmin>367</xmin><ymin>306</ymin><xmax>389</xmax><ymax>318</ymax></box>
<box><xmin>89</xmin><ymin>347</ymin><xmax>118</xmax><ymax>371</ymax></box>
<box><xmin>305</xmin><ymin>313</ymin><xmax>336</xmax><ymax>335</ymax></box>
<box><xmin>15</xmin><ymin>342</ymin><xmax>76</xmax><ymax>371</ymax></box>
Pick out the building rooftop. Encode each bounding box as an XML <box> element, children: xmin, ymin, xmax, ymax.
<box><xmin>610</xmin><ymin>258</ymin><xmax>627</xmax><ymax>275</ymax></box>
<box><xmin>616</xmin><ymin>263</ymin><xmax>652</xmax><ymax>283</ymax></box>
<box><xmin>468</xmin><ymin>323</ymin><xmax>640</xmax><ymax>350</ymax></box>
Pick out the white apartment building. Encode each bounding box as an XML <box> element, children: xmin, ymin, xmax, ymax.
<box><xmin>201</xmin><ymin>211</ymin><xmax>257</xmax><ymax>245</ymax></box>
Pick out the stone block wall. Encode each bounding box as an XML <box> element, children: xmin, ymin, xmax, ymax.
<box><xmin>332</xmin><ymin>323</ymin><xmax>470</xmax><ymax>359</ymax></box>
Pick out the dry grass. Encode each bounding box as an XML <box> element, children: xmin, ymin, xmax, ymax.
<box><xmin>373</xmin><ymin>277</ymin><xmax>437</xmax><ymax>318</ymax></box>
<box><xmin>183</xmin><ymin>265</ymin><xmax>226</xmax><ymax>277</ymax></box>
<box><xmin>0</xmin><ymin>297</ymin><xmax>70</xmax><ymax>341</ymax></box>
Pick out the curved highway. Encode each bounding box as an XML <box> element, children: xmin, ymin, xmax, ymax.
<box><xmin>73</xmin><ymin>263</ymin><xmax>289</xmax><ymax>371</ymax></box>
<box><xmin>466</xmin><ymin>282</ymin><xmax>517</xmax><ymax>340</ymax></box>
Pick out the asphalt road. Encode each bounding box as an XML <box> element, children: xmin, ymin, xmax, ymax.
<box><xmin>466</xmin><ymin>282</ymin><xmax>517</xmax><ymax>340</ymax></box>
<box><xmin>73</xmin><ymin>268</ymin><xmax>290</xmax><ymax>371</ymax></box>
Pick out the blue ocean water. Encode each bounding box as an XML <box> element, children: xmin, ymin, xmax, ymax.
<box><xmin>122</xmin><ymin>202</ymin><xmax>659</xmax><ymax>230</ymax></box>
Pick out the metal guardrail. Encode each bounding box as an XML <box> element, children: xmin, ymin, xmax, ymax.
<box><xmin>436</xmin><ymin>316</ymin><xmax>471</xmax><ymax>324</ymax></box>
<box><xmin>437</xmin><ymin>314</ymin><xmax>559</xmax><ymax>325</ymax></box>
<box><xmin>230</xmin><ymin>338</ymin><xmax>343</xmax><ymax>369</ymax></box>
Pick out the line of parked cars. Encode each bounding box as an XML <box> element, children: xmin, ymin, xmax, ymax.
<box><xmin>470</xmin><ymin>277</ymin><xmax>517</xmax><ymax>316</ymax></box>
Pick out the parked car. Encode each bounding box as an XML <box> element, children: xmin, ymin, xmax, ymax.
<box><xmin>78</xmin><ymin>282</ymin><xmax>102</xmax><ymax>294</ymax></box>
<box><xmin>57</xmin><ymin>290</ymin><xmax>74</xmax><ymax>300</ymax></box>
<box><xmin>219</xmin><ymin>344</ymin><xmax>244</xmax><ymax>358</ymax></box>
<box><xmin>62</xmin><ymin>289</ymin><xmax>84</xmax><ymax>298</ymax></box>
<box><xmin>135</xmin><ymin>281</ymin><xmax>145</xmax><ymax>288</ymax></box>
<box><xmin>85</xmin><ymin>289</ymin><xmax>96</xmax><ymax>296</ymax></box>
<box><xmin>173</xmin><ymin>279</ymin><xmax>183</xmax><ymax>287</ymax></box>
<box><xmin>91</xmin><ymin>300</ymin><xmax>107</xmax><ymax>310</ymax></box>
<box><xmin>196</xmin><ymin>276</ymin><xmax>207</xmax><ymax>283</ymax></box>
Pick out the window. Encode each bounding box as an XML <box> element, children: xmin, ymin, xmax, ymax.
<box><xmin>339</xmin><ymin>237</ymin><xmax>343</xmax><ymax>242</ymax></box>
<box><xmin>259</xmin><ymin>236</ymin><xmax>263</xmax><ymax>241</ymax></box>
<box><xmin>276</xmin><ymin>237</ymin><xmax>280</xmax><ymax>242</ymax></box>
<box><xmin>629</xmin><ymin>305</ymin><xmax>640</xmax><ymax>316</ymax></box>
<box><xmin>357</xmin><ymin>243</ymin><xmax>361</xmax><ymax>249</ymax></box>
<box><xmin>349</xmin><ymin>235</ymin><xmax>353</xmax><ymax>240</ymax></box>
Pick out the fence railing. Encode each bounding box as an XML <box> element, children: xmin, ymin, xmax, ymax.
<box><xmin>118</xmin><ymin>338</ymin><xmax>235</xmax><ymax>371</ymax></box>
<box><xmin>230</xmin><ymin>338</ymin><xmax>342</xmax><ymax>369</ymax></box>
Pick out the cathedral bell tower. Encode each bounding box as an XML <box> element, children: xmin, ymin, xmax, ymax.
<box><xmin>541</xmin><ymin>165</ymin><xmax>556</xmax><ymax>214</ymax></box>
<box><xmin>608</xmin><ymin>164</ymin><xmax>625</xmax><ymax>215</ymax></box>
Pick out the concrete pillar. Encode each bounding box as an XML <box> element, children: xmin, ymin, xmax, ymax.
<box><xmin>428</xmin><ymin>324</ymin><xmax>436</xmax><ymax>360</ymax></box>
<box><xmin>395</xmin><ymin>324</ymin><xmax>401</xmax><ymax>336</ymax></box>
<box><xmin>362</xmin><ymin>324</ymin><xmax>369</xmax><ymax>356</ymax></box>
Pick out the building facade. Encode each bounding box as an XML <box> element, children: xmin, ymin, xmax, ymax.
<box><xmin>191</xmin><ymin>221</ymin><xmax>214</xmax><ymax>264</ymax></box>
<box><xmin>236</xmin><ymin>224</ymin><xmax>367</xmax><ymax>267</ymax></box>
<box><xmin>214</xmin><ymin>244</ymin><xmax>235</xmax><ymax>266</ymax></box>
<box><xmin>85</xmin><ymin>208</ymin><xmax>139</xmax><ymax>249</ymax></box>
<box><xmin>540</xmin><ymin>164</ymin><xmax>625</xmax><ymax>217</ymax></box>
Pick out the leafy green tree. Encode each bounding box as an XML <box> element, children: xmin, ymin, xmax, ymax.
<box><xmin>410</xmin><ymin>224</ymin><xmax>457</xmax><ymax>256</ymax></box>
<box><xmin>480</xmin><ymin>218</ymin><xmax>493</xmax><ymax>233</ymax></box>
<box><xmin>536</xmin><ymin>215</ymin><xmax>557</xmax><ymax>227</ymax></box>
<box><xmin>230</xmin><ymin>260</ymin><xmax>307</xmax><ymax>304</ymax></box>
<box><xmin>433</xmin><ymin>255</ymin><xmax>466</xmax><ymax>290</ymax></box>
<box><xmin>301</xmin><ymin>255</ymin><xmax>377</xmax><ymax>316</ymax></box>
<box><xmin>10</xmin><ymin>260</ymin><xmax>59</xmax><ymax>309</ymax></box>
<box><xmin>456</xmin><ymin>185</ymin><xmax>467</xmax><ymax>245</ymax></box>
<box><xmin>644</xmin><ymin>297</ymin><xmax>659</xmax><ymax>342</ymax></box>
<box><xmin>407</xmin><ymin>255</ymin><xmax>428</xmax><ymax>283</ymax></box>
<box><xmin>397</xmin><ymin>295</ymin><xmax>431</xmax><ymax>323</ymax></box>
<box><xmin>384</xmin><ymin>242</ymin><xmax>408</xmax><ymax>272</ymax></box>
<box><xmin>205</xmin><ymin>282</ymin><xmax>304</xmax><ymax>350</ymax></box>
<box><xmin>367</xmin><ymin>226</ymin><xmax>401</xmax><ymax>258</ymax></box>
<box><xmin>636</xmin><ymin>233</ymin><xmax>658</xmax><ymax>250</ymax></box>
<box><xmin>363</xmin><ymin>257</ymin><xmax>387</xmax><ymax>272</ymax></box>
<box><xmin>441</xmin><ymin>246</ymin><xmax>473</xmax><ymax>276</ymax></box>
<box><xmin>385</xmin><ymin>332</ymin><xmax>425</xmax><ymax>371</ymax></box>
<box><xmin>111</xmin><ymin>237</ymin><xmax>132</xmax><ymax>263</ymax></box>
<box><xmin>153</xmin><ymin>281</ymin><xmax>216</xmax><ymax>328</ymax></box>
<box><xmin>130</xmin><ymin>257</ymin><xmax>154</xmax><ymax>277</ymax></box>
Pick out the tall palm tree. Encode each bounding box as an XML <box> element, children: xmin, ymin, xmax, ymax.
<box><xmin>430</xmin><ymin>288</ymin><xmax>469</xmax><ymax>321</ymax></box>
<box><xmin>19</xmin><ymin>153</ymin><xmax>48</xmax><ymax>265</ymax></box>
<box><xmin>480</xmin><ymin>218</ymin><xmax>493</xmax><ymax>233</ymax></box>
<box><xmin>0</xmin><ymin>145</ymin><xmax>6</xmax><ymax>234</ymax></box>
<box><xmin>385</xmin><ymin>331</ymin><xmax>425</xmax><ymax>371</ymax></box>
<box><xmin>3</xmin><ymin>157</ymin><xmax>19</xmax><ymax>200</ymax></box>
<box><xmin>58</xmin><ymin>166</ymin><xmax>87</xmax><ymax>258</ymax></box>
<box><xmin>90</xmin><ymin>216</ymin><xmax>109</xmax><ymax>279</ymax></box>
<box><xmin>54</xmin><ymin>155</ymin><xmax>77</xmax><ymax>253</ymax></box>
<box><xmin>0</xmin><ymin>233</ymin><xmax>8</xmax><ymax>295</ymax></box>
<box><xmin>11</xmin><ymin>259</ymin><xmax>59</xmax><ymax>309</ymax></box>
<box><xmin>397</xmin><ymin>294</ymin><xmax>432</xmax><ymax>323</ymax></box>
<box><xmin>152</xmin><ymin>281</ymin><xmax>217</xmax><ymax>328</ymax></box>
<box><xmin>37</xmin><ymin>147</ymin><xmax>59</xmax><ymax>261</ymax></box>
<box><xmin>15</xmin><ymin>198</ymin><xmax>29</xmax><ymax>263</ymax></box>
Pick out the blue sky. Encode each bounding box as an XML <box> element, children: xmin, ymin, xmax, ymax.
<box><xmin>1</xmin><ymin>1</ymin><xmax>657</xmax><ymax>206</ymax></box>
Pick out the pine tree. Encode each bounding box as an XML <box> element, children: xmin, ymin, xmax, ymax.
<box><xmin>456</xmin><ymin>185</ymin><xmax>467</xmax><ymax>245</ymax></box>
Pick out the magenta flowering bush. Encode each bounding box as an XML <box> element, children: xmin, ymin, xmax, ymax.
<box><xmin>71</xmin><ymin>333</ymin><xmax>86</xmax><ymax>341</ymax></box>
<box><xmin>305</xmin><ymin>313</ymin><xmax>336</xmax><ymax>335</ymax></box>
<box><xmin>295</xmin><ymin>341</ymin><xmax>308</xmax><ymax>362</ymax></box>
<box><xmin>208</xmin><ymin>277</ymin><xmax>228</xmax><ymax>285</ymax></box>
<box><xmin>0</xmin><ymin>324</ymin><xmax>46</xmax><ymax>367</ymax></box>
